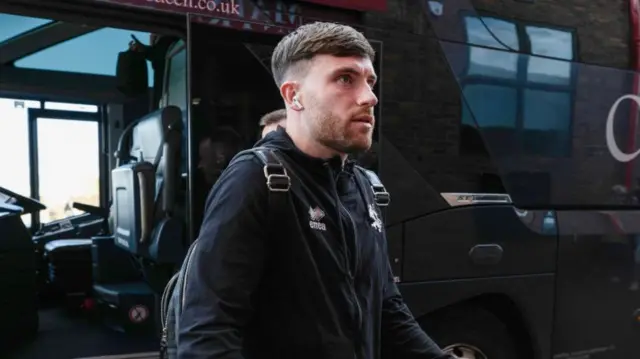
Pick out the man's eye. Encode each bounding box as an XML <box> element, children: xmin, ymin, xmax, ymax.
<box><xmin>337</xmin><ymin>75</ymin><xmax>352</xmax><ymax>84</ymax></box>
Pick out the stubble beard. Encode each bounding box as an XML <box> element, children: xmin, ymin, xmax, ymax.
<box><xmin>310</xmin><ymin>108</ymin><xmax>372</xmax><ymax>155</ymax></box>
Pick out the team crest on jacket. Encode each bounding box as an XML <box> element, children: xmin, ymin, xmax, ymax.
<box><xmin>309</xmin><ymin>206</ymin><xmax>327</xmax><ymax>231</ymax></box>
<box><xmin>368</xmin><ymin>204</ymin><xmax>383</xmax><ymax>232</ymax></box>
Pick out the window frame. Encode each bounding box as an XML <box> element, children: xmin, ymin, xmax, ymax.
<box><xmin>459</xmin><ymin>12</ymin><xmax>578</xmax><ymax>157</ymax></box>
<box><xmin>26</xmin><ymin>107</ymin><xmax>104</xmax><ymax>229</ymax></box>
<box><xmin>162</xmin><ymin>39</ymin><xmax>187</xmax><ymax>109</ymax></box>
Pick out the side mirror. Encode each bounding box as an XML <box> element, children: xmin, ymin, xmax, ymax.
<box><xmin>116</xmin><ymin>39</ymin><xmax>149</xmax><ymax>97</ymax></box>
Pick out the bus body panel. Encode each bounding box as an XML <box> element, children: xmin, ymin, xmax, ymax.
<box><xmin>402</xmin><ymin>206</ymin><xmax>557</xmax><ymax>282</ymax></box>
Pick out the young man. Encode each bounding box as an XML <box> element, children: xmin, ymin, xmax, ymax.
<box><xmin>259</xmin><ymin>108</ymin><xmax>287</xmax><ymax>138</ymax></box>
<box><xmin>178</xmin><ymin>22</ymin><xmax>454</xmax><ymax>359</ymax></box>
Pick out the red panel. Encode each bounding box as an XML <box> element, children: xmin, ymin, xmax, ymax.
<box><xmin>297</xmin><ymin>0</ymin><xmax>387</xmax><ymax>12</ymax></box>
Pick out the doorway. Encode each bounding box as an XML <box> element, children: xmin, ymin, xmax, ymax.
<box><xmin>186</xmin><ymin>20</ymin><xmax>284</xmax><ymax>237</ymax></box>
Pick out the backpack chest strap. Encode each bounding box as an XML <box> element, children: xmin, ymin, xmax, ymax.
<box><xmin>357</xmin><ymin>167</ymin><xmax>390</xmax><ymax>207</ymax></box>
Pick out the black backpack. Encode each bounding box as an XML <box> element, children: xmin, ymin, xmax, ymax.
<box><xmin>159</xmin><ymin>146</ymin><xmax>389</xmax><ymax>358</ymax></box>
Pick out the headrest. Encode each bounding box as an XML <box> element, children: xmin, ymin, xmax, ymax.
<box><xmin>129</xmin><ymin>106</ymin><xmax>182</xmax><ymax>165</ymax></box>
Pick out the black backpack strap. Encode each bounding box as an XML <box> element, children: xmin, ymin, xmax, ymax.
<box><xmin>228</xmin><ymin>146</ymin><xmax>291</xmax><ymax>223</ymax></box>
<box><xmin>251</xmin><ymin>147</ymin><xmax>291</xmax><ymax>233</ymax></box>
<box><xmin>355</xmin><ymin>166</ymin><xmax>390</xmax><ymax>207</ymax></box>
<box><xmin>230</xmin><ymin>146</ymin><xmax>291</xmax><ymax>192</ymax></box>
<box><xmin>252</xmin><ymin>148</ymin><xmax>291</xmax><ymax>193</ymax></box>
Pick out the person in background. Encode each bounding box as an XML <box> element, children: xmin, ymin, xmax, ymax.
<box><xmin>259</xmin><ymin>108</ymin><xmax>286</xmax><ymax>138</ymax></box>
<box><xmin>197</xmin><ymin>126</ymin><xmax>243</xmax><ymax>186</ymax></box>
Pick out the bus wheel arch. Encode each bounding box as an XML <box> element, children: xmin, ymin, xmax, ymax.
<box><xmin>418</xmin><ymin>293</ymin><xmax>534</xmax><ymax>359</ymax></box>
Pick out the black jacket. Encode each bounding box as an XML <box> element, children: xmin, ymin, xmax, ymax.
<box><xmin>177</xmin><ymin>128</ymin><xmax>451</xmax><ymax>359</ymax></box>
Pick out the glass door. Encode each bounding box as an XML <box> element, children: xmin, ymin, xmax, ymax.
<box><xmin>27</xmin><ymin>107</ymin><xmax>103</xmax><ymax>229</ymax></box>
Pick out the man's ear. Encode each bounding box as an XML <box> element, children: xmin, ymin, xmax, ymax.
<box><xmin>280</xmin><ymin>81</ymin><xmax>302</xmax><ymax>111</ymax></box>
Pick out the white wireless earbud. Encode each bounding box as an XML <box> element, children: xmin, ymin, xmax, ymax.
<box><xmin>292</xmin><ymin>96</ymin><xmax>303</xmax><ymax>110</ymax></box>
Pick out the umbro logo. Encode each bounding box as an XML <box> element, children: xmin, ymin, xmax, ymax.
<box><xmin>309</xmin><ymin>206</ymin><xmax>327</xmax><ymax>231</ymax></box>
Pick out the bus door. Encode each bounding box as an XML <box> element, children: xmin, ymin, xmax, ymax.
<box><xmin>185</xmin><ymin>7</ymin><xmax>289</xmax><ymax>240</ymax></box>
<box><xmin>424</xmin><ymin>0</ymin><xmax>640</xmax><ymax>357</ymax></box>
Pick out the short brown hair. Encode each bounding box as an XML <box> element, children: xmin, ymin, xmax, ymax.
<box><xmin>259</xmin><ymin>109</ymin><xmax>286</xmax><ymax>127</ymax></box>
<box><xmin>271</xmin><ymin>22</ymin><xmax>375</xmax><ymax>86</ymax></box>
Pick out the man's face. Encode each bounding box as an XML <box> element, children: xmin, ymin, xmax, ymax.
<box><xmin>198</xmin><ymin>138</ymin><xmax>233</xmax><ymax>184</ymax></box>
<box><xmin>298</xmin><ymin>54</ymin><xmax>378</xmax><ymax>154</ymax></box>
<box><xmin>261</xmin><ymin>118</ymin><xmax>286</xmax><ymax>138</ymax></box>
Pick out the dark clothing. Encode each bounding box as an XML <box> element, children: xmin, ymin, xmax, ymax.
<box><xmin>177</xmin><ymin>128</ymin><xmax>451</xmax><ymax>359</ymax></box>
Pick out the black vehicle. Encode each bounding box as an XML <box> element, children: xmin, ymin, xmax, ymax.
<box><xmin>1</xmin><ymin>0</ymin><xmax>640</xmax><ymax>358</ymax></box>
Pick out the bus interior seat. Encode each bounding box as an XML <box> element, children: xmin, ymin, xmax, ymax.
<box><xmin>109</xmin><ymin>105</ymin><xmax>185</xmax><ymax>265</ymax></box>
<box><xmin>92</xmin><ymin>105</ymin><xmax>186</xmax><ymax>332</ymax></box>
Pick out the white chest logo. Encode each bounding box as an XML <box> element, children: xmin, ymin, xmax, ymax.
<box><xmin>309</xmin><ymin>206</ymin><xmax>327</xmax><ymax>231</ymax></box>
<box><xmin>368</xmin><ymin>204</ymin><xmax>383</xmax><ymax>233</ymax></box>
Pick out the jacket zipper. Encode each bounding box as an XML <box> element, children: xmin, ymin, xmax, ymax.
<box><xmin>341</xmin><ymin>202</ymin><xmax>363</xmax><ymax>358</ymax></box>
<box><xmin>339</xmin><ymin>200</ymin><xmax>363</xmax><ymax>325</ymax></box>
<box><xmin>326</xmin><ymin>163</ymin><xmax>363</xmax><ymax>357</ymax></box>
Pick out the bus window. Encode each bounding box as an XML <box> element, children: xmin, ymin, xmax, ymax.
<box><xmin>35</xmin><ymin>116</ymin><xmax>100</xmax><ymax>223</ymax></box>
<box><xmin>0</xmin><ymin>13</ymin><xmax>51</xmax><ymax>42</ymax></box>
<box><xmin>0</xmin><ymin>97</ymin><xmax>101</xmax><ymax>226</ymax></box>
<box><xmin>460</xmin><ymin>15</ymin><xmax>576</xmax><ymax>159</ymax></box>
<box><xmin>162</xmin><ymin>39</ymin><xmax>188</xmax><ymax>174</ymax></box>
<box><xmin>14</xmin><ymin>27</ymin><xmax>154</xmax><ymax>87</ymax></box>
<box><xmin>0</xmin><ymin>97</ymin><xmax>39</xmax><ymax>227</ymax></box>
<box><xmin>164</xmin><ymin>40</ymin><xmax>187</xmax><ymax>110</ymax></box>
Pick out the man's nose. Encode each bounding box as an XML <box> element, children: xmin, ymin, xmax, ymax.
<box><xmin>357</xmin><ymin>86</ymin><xmax>378</xmax><ymax>107</ymax></box>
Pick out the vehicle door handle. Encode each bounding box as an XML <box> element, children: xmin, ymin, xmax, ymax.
<box><xmin>468</xmin><ymin>244</ymin><xmax>503</xmax><ymax>265</ymax></box>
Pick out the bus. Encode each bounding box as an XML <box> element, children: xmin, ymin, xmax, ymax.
<box><xmin>1</xmin><ymin>0</ymin><xmax>639</xmax><ymax>358</ymax></box>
